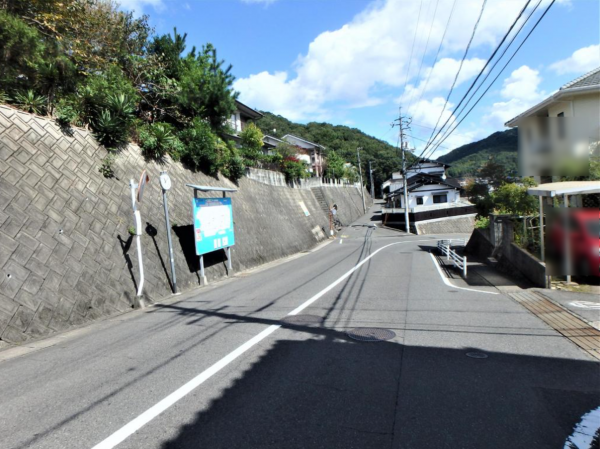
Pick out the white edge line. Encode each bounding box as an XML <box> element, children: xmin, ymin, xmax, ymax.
<box><xmin>429</xmin><ymin>252</ymin><xmax>498</xmax><ymax>295</ymax></box>
<box><xmin>339</xmin><ymin>239</ymin><xmax>343</xmax><ymax>244</ymax></box>
<box><xmin>91</xmin><ymin>239</ymin><xmax>431</xmax><ymax>449</ymax></box>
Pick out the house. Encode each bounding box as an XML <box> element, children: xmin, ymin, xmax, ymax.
<box><xmin>381</xmin><ymin>159</ymin><xmax>450</xmax><ymax>198</ymax></box>
<box><xmin>505</xmin><ymin>67</ymin><xmax>600</xmax><ymax>182</ymax></box>
<box><xmin>227</xmin><ymin>99</ymin><xmax>279</xmax><ymax>155</ymax></box>
<box><xmin>282</xmin><ymin>134</ymin><xmax>325</xmax><ymax>176</ymax></box>
<box><xmin>381</xmin><ymin>159</ymin><xmax>476</xmax><ymax>234</ymax></box>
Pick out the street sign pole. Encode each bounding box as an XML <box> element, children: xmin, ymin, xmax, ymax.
<box><xmin>129</xmin><ymin>179</ymin><xmax>144</xmax><ymax>300</ymax></box>
<box><xmin>160</xmin><ymin>171</ymin><xmax>178</xmax><ymax>294</ymax></box>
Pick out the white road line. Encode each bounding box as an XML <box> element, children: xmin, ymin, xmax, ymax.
<box><xmin>91</xmin><ymin>239</ymin><xmax>429</xmax><ymax>449</ymax></box>
<box><xmin>429</xmin><ymin>252</ymin><xmax>498</xmax><ymax>295</ymax></box>
<box><xmin>339</xmin><ymin>239</ymin><xmax>343</xmax><ymax>244</ymax></box>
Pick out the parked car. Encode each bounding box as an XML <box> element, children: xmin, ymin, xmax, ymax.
<box><xmin>548</xmin><ymin>209</ymin><xmax>600</xmax><ymax>277</ymax></box>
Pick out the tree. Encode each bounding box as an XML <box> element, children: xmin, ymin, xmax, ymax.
<box><xmin>239</xmin><ymin>122</ymin><xmax>264</xmax><ymax>166</ymax></box>
<box><xmin>479</xmin><ymin>157</ymin><xmax>506</xmax><ymax>188</ymax></box>
<box><xmin>492</xmin><ymin>178</ymin><xmax>538</xmax><ymax>216</ymax></box>
<box><xmin>324</xmin><ymin>150</ymin><xmax>346</xmax><ymax>179</ymax></box>
<box><xmin>0</xmin><ymin>10</ymin><xmax>44</xmax><ymax>93</ymax></box>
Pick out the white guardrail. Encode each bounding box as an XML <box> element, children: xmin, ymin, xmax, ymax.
<box><xmin>437</xmin><ymin>239</ymin><xmax>468</xmax><ymax>278</ymax></box>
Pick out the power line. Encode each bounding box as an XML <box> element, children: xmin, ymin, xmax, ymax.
<box><xmin>406</xmin><ymin>0</ymin><xmax>440</xmax><ymax>114</ymax></box>
<box><xmin>422</xmin><ymin>0</ymin><xmax>556</xmax><ymax>159</ymax></box>
<box><xmin>421</xmin><ymin>0</ymin><xmax>488</xmax><ymax>153</ymax></box>
<box><xmin>418</xmin><ymin>0</ymin><xmax>535</xmax><ymax>160</ymax></box>
<box><xmin>401</xmin><ymin>0</ymin><xmax>424</xmax><ymax>99</ymax></box>
<box><xmin>411</xmin><ymin>0</ymin><xmax>458</xmax><ymax>119</ymax></box>
<box><xmin>431</xmin><ymin>0</ymin><xmax>541</xmax><ymax>149</ymax></box>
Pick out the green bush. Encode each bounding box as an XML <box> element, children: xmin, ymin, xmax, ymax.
<box><xmin>239</xmin><ymin>122</ymin><xmax>264</xmax><ymax>166</ymax></box>
<box><xmin>13</xmin><ymin>90</ymin><xmax>47</xmax><ymax>115</ymax></box>
<box><xmin>139</xmin><ymin>122</ymin><xmax>183</xmax><ymax>160</ymax></box>
<box><xmin>91</xmin><ymin>93</ymin><xmax>136</xmax><ymax>149</ymax></box>
<box><xmin>178</xmin><ymin>119</ymin><xmax>220</xmax><ymax>174</ymax></box>
<box><xmin>55</xmin><ymin>101</ymin><xmax>79</xmax><ymax>127</ymax></box>
<box><xmin>281</xmin><ymin>157</ymin><xmax>309</xmax><ymax>182</ymax></box>
<box><xmin>475</xmin><ymin>216</ymin><xmax>490</xmax><ymax>229</ymax></box>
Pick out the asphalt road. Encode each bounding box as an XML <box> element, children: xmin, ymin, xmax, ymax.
<box><xmin>0</xmin><ymin>207</ymin><xmax>598</xmax><ymax>449</ymax></box>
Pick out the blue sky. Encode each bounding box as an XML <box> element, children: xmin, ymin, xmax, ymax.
<box><xmin>122</xmin><ymin>0</ymin><xmax>599</xmax><ymax>156</ymax></box>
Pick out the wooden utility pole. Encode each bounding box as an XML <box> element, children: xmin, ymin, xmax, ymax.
<box><xmin>356</xmin><ymin>147</ymin><xmax>366</xmax><ymax>214</ymax></box>
<box><xmin>393</xmin><ymin>108</ymin><xmax>412</xmax><ymax>233</ymax></box>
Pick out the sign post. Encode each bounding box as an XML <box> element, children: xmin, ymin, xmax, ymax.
<box><xmin>130</xmin><ymin>170</ymin><xmax>149</xmax><ymax>300</ymax></box>
<box><xmin>187</xmin><ymin>184</ymin><xmax>237</xmax><ymax>285</ymax></box>
<box><xmin>160</xmin><ymin>171</ymin><xmax>178</xmax><ymax>294</ymax></box>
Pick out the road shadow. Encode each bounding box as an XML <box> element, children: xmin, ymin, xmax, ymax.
<box><xmin>146</xmin><ymin>223</ymin><xmax>173</xmax><ymax>292</ymax></box>
<box><xmin>172</xmin><ymin>225</ymin><xmax>229</xmax><ymax>279</ymax></box>
<box><xmin>154</xmin><ymin>306</ymin><xmax>599</xmax><ymax>449</ymax></box>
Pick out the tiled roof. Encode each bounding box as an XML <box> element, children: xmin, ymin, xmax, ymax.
<box><xmin>560</xmin><ymin>67</ymin><xmax>600</xmax><ymax>90</ymax></box>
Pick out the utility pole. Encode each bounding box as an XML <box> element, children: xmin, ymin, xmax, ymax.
<box><xmin>369</xmin><ymin>160</ymin><xmax>375</xmax><ymax>199</ymax></box>
<box><xmin>356</xmin><ymin>147</ymin><xmax>366</xmax><ymax>214</ymax></box>
<box><xmin>392</xmin><ymin>108</ymin><xmax>412</xmax><ymax>233</ymax></box>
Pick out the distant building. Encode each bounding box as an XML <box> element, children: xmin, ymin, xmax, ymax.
<box><xmin>282</xmin><ymin>134</ymin><xmax>325</xmax><ymax>177</ymax></box>
<box><xmin>381</xmin><ymin>159</ymin><xmax>476</xmax><ymax>234</ymax></box>
<box><xmin>505</xmin><ymin>67</ymin><xmax>600</xmax><ymax>182</ymax></box>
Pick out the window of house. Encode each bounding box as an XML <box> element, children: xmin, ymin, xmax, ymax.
<box><xmin>433</xmin><ymin>194</ymin><xmax>448</xmax><ymax>204</ymax></box>
<box><xmin>416</xmin><ymin>197</ymin><xmax>423</xmax><ymax>205</ymax></box>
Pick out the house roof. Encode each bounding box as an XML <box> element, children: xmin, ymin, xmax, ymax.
<box><xmin>560</xmin><ymin>67</ymin><xmax>600</xmax><ymax>90</ymax></box>
<box><xmin>282</xmin><ymin>134</ymin><xmax>325</xmax><ymax>150</ymax></box>
<box><xmin>505</xmin><ymin>67</ymin><xmax>600</xmax><ymax>127</ymax></box>
<box><xmin>411</xmin><ymin>158</ymin><xmax>451</xmax><ymax>169</ymax></box>
<box><xmin>527</xmin><ymin>181</ymin><xmax>600</xmax><ymax>197</ymax></box>
<box><xmin>388</xmin><ymin>173</ymin><xmax>459</xmax><ymax>197</ymax></box>
<box><xmin>235</xmin><ymin>100</ymin><xmax>263</xmax><ymax>120</ymax></box>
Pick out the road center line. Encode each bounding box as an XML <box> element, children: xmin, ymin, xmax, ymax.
<box><xmin>91</xmin><ymin>239</ymin><xmax>430</xmax><ymax>449</ymax></box>
<box><xmin>429</xmin><ymin>252</ymin><xmax>498</xmax><ymax>295</ymax></box>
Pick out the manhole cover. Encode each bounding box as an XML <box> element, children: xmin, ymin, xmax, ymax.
<box><xmin>347</xmin><ymin>328</ymin><xmax>395</xmax><ymax>342</ymax></box>
<box><xmin>466</xmin><ymin>352</ymin><xmax>488</xmax><ymax>359</ymax></box>
<box><xmin>281</xmin><ymin>314</ymin><xmax>322</xmax><ymax>326</ymax></box>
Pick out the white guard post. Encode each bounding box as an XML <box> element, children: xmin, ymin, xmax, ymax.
<box><xmin>129</xmin><ymin>179</ymin><xmax>144</xmax><ymax>298</ymax></box>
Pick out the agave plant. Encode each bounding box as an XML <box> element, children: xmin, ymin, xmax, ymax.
<box><xmin>105</xmin><ymin>93</ymin><xmax>136</xmax><ymax>121</ymax></box>
<box><xmin>139</xmin><ymin>122</ymin><xmax>178</xmax><ymax>160</ymax></box>
<box><xmin>13</xmin><ymin>90</ymin><xmax>47</xmax><ymax>115</ymax></box>
<box><xmin>92</xmin><ymin>110</ymin><xmax>129</xmax><ymax>149</ymax></box>
<box><xmin>0</xmin><ymin>91</ymin><xmax>9</xmax><ymax>104</ymax></box>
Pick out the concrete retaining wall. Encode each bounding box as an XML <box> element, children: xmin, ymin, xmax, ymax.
<box><xmin>0</xmin><ymin>106</ymin><xmax>367</xmax><ymax>344</ymax></box>
<box><xmin>414</xmin><ymin>214</ymin><xmax>476</xmax><ymax>235</ymax></box>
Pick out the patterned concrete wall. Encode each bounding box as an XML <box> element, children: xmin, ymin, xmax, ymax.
<box><xmin>0</xmin><ymin>106</ymin><xmax>366</xmax><ymax>345</ymax></box>
<box><xmin>414</xmin><ymin>214</ymin><xmax>476</xmax><ymax>235</ymax></box>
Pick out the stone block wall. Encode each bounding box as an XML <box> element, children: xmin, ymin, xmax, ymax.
<box><xmin>0</xmin><ymin>106</ymin><xmax>366</xmax><ymax>344</ymax></box>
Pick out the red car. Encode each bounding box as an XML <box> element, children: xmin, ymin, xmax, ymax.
<box><xmin>548</xmin><ymin>209</ymin><xmax>600</xmax><ymax>277</ymax></box>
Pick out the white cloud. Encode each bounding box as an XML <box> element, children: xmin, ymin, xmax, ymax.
<box><xmin>235</xmin><ymin>0</ymin><xmax>539</xmax><ymax>121</ymax></box>
<box><xmin>484</xmin><ymin>65</ymin><xmax>546</xmax><ymax>128</ymax></box>
<box><xmin>549</xmin><ymin>44</ymin><xmax>600</xmax><ymax>75</ymax></box>
<box><xmin>118</xmin><ymin>0</ymin><xmax>164</xmax><ymax>15</ymax></box>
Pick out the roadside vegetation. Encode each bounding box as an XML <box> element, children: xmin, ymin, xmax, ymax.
<box><xmin>0</xmin><ymin>0</ymin><xmax>349</xmax><ymax>183</ymax></box>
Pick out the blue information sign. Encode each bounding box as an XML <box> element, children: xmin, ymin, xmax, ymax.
<box><xmin>193</xmin><ymin>197</ymin><xmax>235</xmax><ymax>256</ymax></box>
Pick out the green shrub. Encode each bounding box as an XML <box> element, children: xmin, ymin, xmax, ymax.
<box><xmin>281</xmin><ymin>156</ymin><xmax>309</xmax><ymax>182</ymax></box>
<box><xmin>55</xmin><ymin>101</ymin><xmax>79</xmax><ymax>127</ymax></box>
<box><xmin>475</xmin><ymin>216</ymin><xmax>490</xmax><ymax>229</ymax></box>
<box><xmin>239</xmin><ymin>122</ymin><xmax>264</xmax><ymax>167</ymax></box>
<box><xmin>91</xmin><ymin>93</ymin><xmax>136</xmax><ymax>149</ymax></box>
<box><xmin>13</xmin><ymin>90</ymin><xmax>47</xmax><ymax>115</ymax></box>
<box><xmin>178</xmin><ymin>118</ymin><xmax>220</xmax><ymax>174</ymax></box>
<box><xmin>138</xmin><ymin>122</ymin><xmax>183</xmax><ymax>160</ymax></box>
<box><xmin>99</xmin><ymin>154</ymin><xmax>116</xmax><ymax>178</ymax></box>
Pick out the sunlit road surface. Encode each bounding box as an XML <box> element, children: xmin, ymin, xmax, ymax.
<box><xmin>0</xmin><ymin>208</ymin><xmax>598</xmax><ymax>449</ymax></box>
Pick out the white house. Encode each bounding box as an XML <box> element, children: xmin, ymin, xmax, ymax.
<box><xmin>282</xmin><ymin>134</ymin><xmax>325</xmax><ymax>176</ymax></box>
<box><xmin>381</xmin><ymin>159</ymin><xmax>476</xmax><ymax>234</ymax></box>
<box><xmin>505</xmin><ymin>67</ymin><xmax>600</xmax><ymax>182</ymax></box>
<box><xmin>226</xmin><ymin>100</ymin><xmax>280</xmax><ymax>155</ymax></box>
<box><xmin>381</xmin><ymin>159</ymin><xmax>450</xmax><ymax>198</ymax></box>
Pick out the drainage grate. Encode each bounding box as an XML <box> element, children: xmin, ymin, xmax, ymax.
<box><xmin>466</xmin><ymin>352</ymin><xmax>488</xmax><ymax>359</ymax></box>
<box><xmin>347</xmin><ymin>328</ymin><xmax>396</xmax><ymax>342</ymax></box>
<box><xmin>281</xmin><ymin>314</ymin><xmax>323</xmax><ymax>326</ymax></box>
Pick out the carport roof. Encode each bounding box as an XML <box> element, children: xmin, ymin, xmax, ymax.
<box><xmin>527</xmin><ymin>181</ymin><xmax>600</xmax><ymax>197</ymax></box>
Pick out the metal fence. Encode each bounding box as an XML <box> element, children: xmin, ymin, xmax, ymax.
<box><xmin>437</xmin><ymin>239</ymin><xmax>468</xmax><ymax>278</ymax></box>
